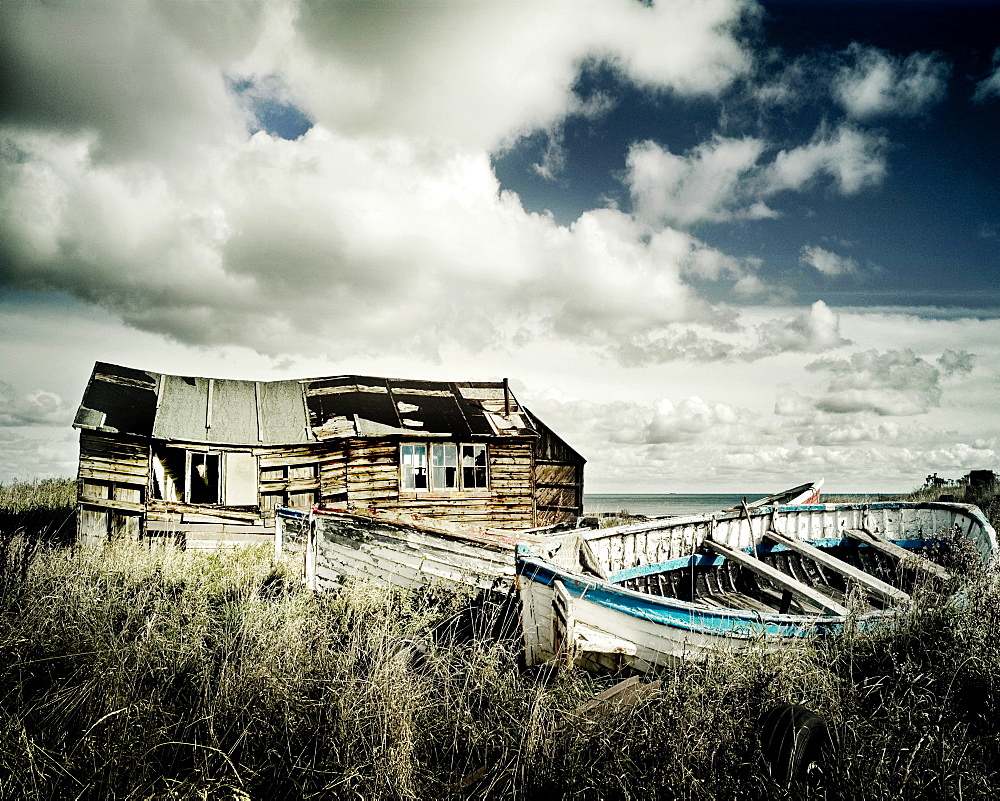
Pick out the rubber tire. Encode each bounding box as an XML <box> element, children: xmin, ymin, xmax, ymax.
<box><xmin>760</xmin><ymin>704</ymin><xmax>832</xmax><ymax>787</ymax></box>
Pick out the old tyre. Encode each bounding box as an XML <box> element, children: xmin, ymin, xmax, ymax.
<box><xmin>760</xmin><ymin>704</ymin><xmax>832</xmax><ymax>787</ymax></box>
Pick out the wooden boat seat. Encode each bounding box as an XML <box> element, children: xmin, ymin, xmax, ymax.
<box><xmin>764</xmin><ymin>528</ymin><xmax>911</xmax><ymax>606</ymax></box>
<box><xmin>843</xmin><ymin>529</ymin><xmax>951</xmax><ymax>582</ymax></box>
<box><xmin>706</xmin><ymin>538</ymin><xmax>850</xmax><ymax>616</ymax></box>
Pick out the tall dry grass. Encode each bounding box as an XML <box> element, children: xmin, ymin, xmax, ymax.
<box><xmin>2</xmin><ymin>481</ymin><xmax>1000</xmax><ymax>798</ymax></box>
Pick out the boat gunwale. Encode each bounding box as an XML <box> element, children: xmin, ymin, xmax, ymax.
<box><xmin>605</xmin><ymin>536</ymin><xmax>945</xmax><ymax>585</ymax></box>
<box><xmin>580</xmin><ymin>500</ymin><xmax>997</xmax><ymax>547</ymax></box>
<box><xmin>305</xmin><ymin>507</ymin><xmax>571</xmax><ymax>553</ymax></box>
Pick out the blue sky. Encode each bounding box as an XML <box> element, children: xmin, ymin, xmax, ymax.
<box><xmin>1</xmin><ymin>0</ymin><xmax>998</xmax><ymax>493</ymax></box>
<box><xmin>494</xmin><ymin>2</ymin><xmax>1000</xmax><ymax>308</ymax></box>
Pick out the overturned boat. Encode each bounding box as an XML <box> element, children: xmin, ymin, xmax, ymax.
<box><xmin>517</xmin><ymin>500</ymin><xmax>997</xmax><ymax>672</ymax></box>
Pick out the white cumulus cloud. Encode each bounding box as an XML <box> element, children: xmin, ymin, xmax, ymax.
<box><xmin>800</xmin><ymin>245</ymin><xmax>859</xmax><ymax>276</ymax></box>
<box><xmin>806</xmin><ymin>349</ymin><xmax>945</xmax><ymax>416</ymax></box>
<box><xmin>764</xmin><ymin>123</ymin><xmax>887</xmax><ymax>196</ymax></box>
<box><xmin>627</xmin><ymin>123</ymin><xmax>888</xmax><ymax>227</ymax></box>
<box><xmin>832</xmin><ymin>44</ymin><xmax>949</xmax><ymax>119</ymax></box>
<box><xmin>627</xmin><ymin>135</ymin><xmax>770</xmax><ymax>226</ymax></box>
<box><xmin>973</xmin><ymin>48</ymin><xmax>1000</xmax><ymax>103</ymax></box>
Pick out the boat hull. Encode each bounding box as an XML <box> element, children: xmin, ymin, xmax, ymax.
<box><xmin>291</xmin><ymin>509</ymin><xmax>573</xmax><ymax>592</ymax></box>
<box><xmin>517</xmin><ymin>501</ymin><xmax>997</xmax><ymax>670</ymax></box>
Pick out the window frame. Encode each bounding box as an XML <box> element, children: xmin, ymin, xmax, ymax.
<box><xmin>185</xmin><ymin>450</ymin><xmax>221</xmax><ymax>505</ymax></box>
<box><xmin>399</xmin><ymin>441</ymin><xmax>489</xmax><ymax>494</ymax></box>
<box><xmin>400</xmin><ymin>443</ymin><xmax>429</xmax><ymax>492</ymax></box>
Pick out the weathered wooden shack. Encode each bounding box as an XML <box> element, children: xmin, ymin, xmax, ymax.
<box><xmin>73</xmin><ymin>362</ymin><xmax>585</xmax><ymax>547</ymax></box>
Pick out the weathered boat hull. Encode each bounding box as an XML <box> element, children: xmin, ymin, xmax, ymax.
<box><xmin>517</xmin><ymin>501</ymin><xmax>997</xmax><ymax>671</ymax></box>
<box><xmin>581</xmin><ymin>500</ymin><xmax>995</xmax><ymax>576</ymax></box>
<box><xmin>286</xmin><ymin>508</ymin><xmax>572</xmax><ymax>592</ymax></box>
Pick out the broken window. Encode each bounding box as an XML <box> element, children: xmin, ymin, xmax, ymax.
<box><xmin>400</xmin><ymin>442</ymin><xmax>488</xmax><ymax>492</ymax></box>
<box><xmin>152</xmin><ymin>447</ymin><xmax>186</xmax><ymax>502</ymax></box>
<box><xmin>187</xmin><ymin>452</ymin><xmax>220</xmax><ymax>504</ymax></box>
<box><xmin>462</xmin><ymin>444</ymin><xmax>488</xmax><ymax>489</ymax></box>
<box><xmin>152</xmin><ymin>447</ymin><xmax>258</xmax><ymax>506</ymax></box>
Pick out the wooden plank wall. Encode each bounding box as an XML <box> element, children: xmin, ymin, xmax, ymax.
<box><xmin>258</xmin><ymin>443</ymin><xmax>325</xmax><ymax>513</ymax></box>
<box><xmin>533</xmin><ymin>426</ymin><xmax>585</xmax><ymax>526</ymax></box>
<box><xmin>77</xmin><ymin>432</ymin><xmax>546</xmax><ymax>541</ymax></box>
<box><xmin>77</xmin><ymin>432</ymin><xmax>148</xmax><ymax>544</ymax></box>
<box><xmin>342</xmin><ymin>437</ymin><xmax>536</xmax><ymax>529</ymax></box>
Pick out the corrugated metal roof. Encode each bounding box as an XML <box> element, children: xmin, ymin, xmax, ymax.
<box><xmin>73</xmin><ymin>363</ymin><xmax>558</xmax><ymax>448</ymax></box>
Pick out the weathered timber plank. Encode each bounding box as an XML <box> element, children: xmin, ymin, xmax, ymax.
<box><xmin>534</xmin><ymin>464</ymin><xmax>579</xmax><ymax>484</ymax></box>
<box><xmin>146</xmin><ymin>522</ymin><xmax>273</xmax><ymax>534</ymax></box>
<box><xmin>79</xmin><ymin>435</ymin><xmax>147</xmax><ymax>458</ymax></box>
<box><xmin>345</xmin><ymin>483</ymin><xmax>396</xmax><ymax>496</ymax></box>
<box><xmin>79</xmin><ymin>453</ymin><xmax>147</xmax><ymax>470</ymax></box>
<box><xmin>147</xmin><ymin>500</ymin><xmax>261</xmax><ymax>522</ymax></box>
<box><xmin>257</xmin><ymin>452</ymin><xmax>327</xmax><ymax>467</ymax></box>
<box><xmin>80</xmin><ymin>497</ymin><xmax>144</xmax><ymax>514</ymax></box>
<box><xmin>346</xmin><ymin>470</ymin><xmax>398</xmax><ymax>484</ymax></box>
<box><xmin>705</xmin><ymin>538</ymin><xmax>850</xmax><ymax>615</ymax></box>
<box><xmin>844</xmin><ymin>529</ymin><xmax>951</xmax><ymax>581</ymax></box>
<box><xmin>537</xmin><ymin>486</ymin><xmax>578</xmax><ymax>508</ymax></box>
<box><xmin>346</xmin><ymin>486</ymin><xmax>399</xmax><ymax>500</ymax></box>
<box><xmin>78</xmin><ymin>467</ymin><xmax>146</xmax><ymax>484</ymax></box>
<box><xmin>764</xmin><ymin>529</ymin><xmax>910</xmax><ymax>605</ymax></box>
<box><xmin>256</xmin><ymin>479</ymin><xmax>321</xmax><ymax>493</ymax></box>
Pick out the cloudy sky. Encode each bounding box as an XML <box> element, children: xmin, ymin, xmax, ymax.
<box><xmin>2</xmin><ymin>0</ymin><xmax>998</xmax><ymax>493</ymax></box>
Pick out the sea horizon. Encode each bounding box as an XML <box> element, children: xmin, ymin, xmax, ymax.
<box><xmin>583</xmin><ymin>492</ymin><xmax>894</xmax><ymax>518</ymax></box>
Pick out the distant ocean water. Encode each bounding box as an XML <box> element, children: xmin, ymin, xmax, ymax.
<box><xmin>584</xmin><ymin>493</ymin><xmax>762</xmax><ymax>518</ymax></box>
<box><xmin>584</xmin><ymin>493</ymin><xmax>888</xmax><ymax>518</ymax></box>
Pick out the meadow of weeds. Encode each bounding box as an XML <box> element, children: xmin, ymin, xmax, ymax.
<box><xmin>1</xmin><ymin>478</ymin><xmax>999</xmax><ymax>799</ymax></box>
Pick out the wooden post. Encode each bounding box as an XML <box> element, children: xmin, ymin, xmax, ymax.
<box><xmin>305</xmin><ymin>515</ymin><xmax>317</xmax><ymax>591</ymax></box>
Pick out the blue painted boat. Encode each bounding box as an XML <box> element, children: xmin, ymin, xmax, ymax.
<box><xmin>517</xmin><ymin>500</ymin><xmax>997</xmax><ymax>671</ymax></box>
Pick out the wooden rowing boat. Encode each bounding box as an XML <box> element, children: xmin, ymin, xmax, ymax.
<box><xmin>742</xmin><ymin>479</ymin><xmax>823</xmax><ymax>509</ymax></box>
<box><xmin>517</xmin><ymin>501</ymin><xmax>997</xmax><ymax>672</ymax></box>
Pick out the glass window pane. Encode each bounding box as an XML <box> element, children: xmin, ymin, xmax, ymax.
<box><xmin>401</xmin><ymin>444</ymin><xmax>428</xmax><ymax>491</ymax></box>
<box><xmin>431</xmin><ymin>442</ymin><xmax>458</xmax><ymax>490</ymax></box>
<box><xmin>461</xmin><ymin>444</ymin><xmax>487</xmax><ymax>489</ymax></box>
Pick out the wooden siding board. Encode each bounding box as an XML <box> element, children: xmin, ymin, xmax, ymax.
<box><xmin>79</xmin><ymin>508</ymin><xmax>108</xmax><ymax>543</ymax></box>
<box><xmin>81</xmin><ymin>497</ymin><xmax>144</xmax><ymax>514</ymax></box>
<box><xmin>535</xmin><ymin>464</ymin><xmax>579</xmax><ymax>485</ymax></box>
<box><xmin>537</xmin><ymin>486</ymin><xmax>578</xmax><ymax>509</ymax></box>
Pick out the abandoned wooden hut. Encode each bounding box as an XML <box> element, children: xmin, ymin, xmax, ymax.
<box><xmin>73</xmin><ymin>362</ymin><xmax>585</xmax><ymax>547</ymax></box>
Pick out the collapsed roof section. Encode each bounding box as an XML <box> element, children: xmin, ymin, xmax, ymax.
<box><xmin>73</xmin><ymin>362</ymin><xmax>544</xmax><ymax>446</ymax></box>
